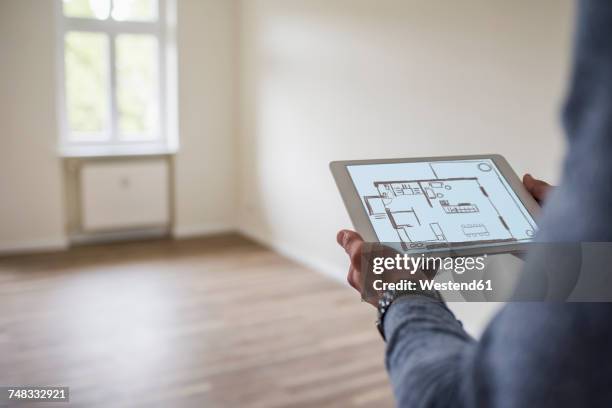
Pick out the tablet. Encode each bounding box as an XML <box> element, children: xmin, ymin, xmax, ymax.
<box><xmin>330</xmin><ymin>155</ymin><xmax>539</xmax><ymax>256</ymax></box>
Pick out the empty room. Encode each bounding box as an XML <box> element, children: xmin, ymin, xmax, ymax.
<box><xmin>4</xmin><ymin>1</ymin><xmax>612</xmax><ymax>407</ymax></box>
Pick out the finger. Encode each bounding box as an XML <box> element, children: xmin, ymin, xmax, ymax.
<box><xmin>531</xmin><ymin>180</ymin><xmax>551</xmax><ymax>202</ymax></box>
<box><xmin>336</xmin><ymin>229</ymin><xmax>351</xmax><ymax>246</ymax></box>
<box><xmin>523</xmin><ymin>173</ymin><xmax>536</xmax><ymax>191</ymax></box>
<box><xmin>523</xmin><ymin>174</ymin><xmax>552</xmax><ymax>203</ymax></box>
<box><xmin>337</xmin><ymin>230</ymin><xmax>365</xmax><ymax>278</ymax></box>
<box><xmin>348</xmin><ymin>240</ymin><xmax>364</xmax><ymax>272</ymax></box>
<box><xmin>337</xmin><ymin>230</ymin><xmax>363</xmax><ymax>251</ymax></box>
<box><xmin>347</xmin><ymin>266</ymin><xmax>362</xmax><ymax>292</ymax></box>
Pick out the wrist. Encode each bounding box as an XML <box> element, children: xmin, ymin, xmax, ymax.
<box><xmin>376</xmin><ymin>288</ymin><xmax>442</xmax><ymax>341</ymax></box>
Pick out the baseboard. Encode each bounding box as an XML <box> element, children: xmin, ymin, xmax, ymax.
<box><xmin>172</xmin><ymin>223</ymin><xmax>235</xmax><ymax>239</ymax></box>
<box><xmin>238</xmin><ymin>226</ymin><xmax>347</xmax><ymax>284</ymax></box>
<box><xmin>70</xmin><ymin>226</ymin><xmax>170</xmax><ymax>246</ymax></box>
<box><xmin>0</xmin><ymin>237</ymin><xmax>69</xmax><ymax>256</ymax></box>
<box><xmin>0</xmin><ymin>224</ymin><xmax>236</xmax><ymax>255</ymax></box>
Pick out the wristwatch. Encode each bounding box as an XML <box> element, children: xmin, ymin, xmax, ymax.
<box><xmin>376</xmin><ymin>288</ymin><xmax>442</xmax><ymax>341</ymax></box>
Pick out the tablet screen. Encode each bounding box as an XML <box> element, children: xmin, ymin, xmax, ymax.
<box><xmin>347</xmin><ymin>159</ymin><xmax>536</xmax><ymax>251</ymax></box>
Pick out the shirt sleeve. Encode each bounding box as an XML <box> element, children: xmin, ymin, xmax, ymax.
<box><xmin>383</xmin><ymin>296</ymin><xmax>475</xmax><ymax>408</ymax></box>
<box><xmin>383</xmin><ymin>299</ymin><xmax>612</xmax><ymax>408</ymax></box>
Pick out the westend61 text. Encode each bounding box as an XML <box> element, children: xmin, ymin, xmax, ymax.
<box><xmin>373</xmin><ymin>279</ymin><xmax>493</xmax><ymax>292</ymax></box>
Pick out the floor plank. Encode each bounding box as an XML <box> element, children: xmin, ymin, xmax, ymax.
<box><xmin>0</xmin><ymin>235</ymin><xmax>394</xmax><ymax>408</ymax></box>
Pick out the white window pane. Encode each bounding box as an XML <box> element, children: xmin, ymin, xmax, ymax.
<box><xmin>65</xmin><ymin>32</ymin><xmax>109</xmax><ymax>140</ymax></box>
<box><xmin>112</xmin><ymin>0</ymin><xmax>157</xmax><ymax>22</ymax></box>
<box><xmin>63</xmin><ymin>0</ymin><xmax>111</xmax><ymax>19</ymax></box>
<box><xmin>116</xmin><ymin>35</ymin><xmax>159</xmax><ymax>140</ymax></box>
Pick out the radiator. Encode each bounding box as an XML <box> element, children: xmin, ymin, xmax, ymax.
<box><xmin>80</xmin><ymin>159</ymin><xmax>170</xmax><ymax>231</ymax></box>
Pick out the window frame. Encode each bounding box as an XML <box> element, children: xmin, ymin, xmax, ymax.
<box><xmin>56</xmin><ymin>0</ymin><xmax>178</xmax><ymax>157</ymax></box>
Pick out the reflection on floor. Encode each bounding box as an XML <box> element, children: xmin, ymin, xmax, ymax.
<box><xmin>0</xmin><ymin>235</ymin><xmax>393</xmax><ymax>407</ymax></box>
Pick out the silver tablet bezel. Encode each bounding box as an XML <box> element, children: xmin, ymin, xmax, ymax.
<box><xmin>330</xmin><ymin>154</ymin><xmax>540</xmax><ymax>257</ymax></box>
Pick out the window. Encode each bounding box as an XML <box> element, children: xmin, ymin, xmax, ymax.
<box><xmin>57</xmin><ymin>0</ymin><xmax>177</xmax><ymax>156</ymax></box>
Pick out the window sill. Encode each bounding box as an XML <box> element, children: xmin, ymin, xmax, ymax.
<box><xmin>59</xmin><ymin>144</ymin><xmax>178</xmax><ymax>159</ymax></box>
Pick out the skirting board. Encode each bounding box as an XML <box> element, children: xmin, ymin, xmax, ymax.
<box><xmin>0</xmin><ymin>237</ymin><xmax>69</xmax><ymax>256</ymax></box>
<box><xmin>172</xmin><ymin>223</ymin><xmax>235</xmax><ymax>239</ymax></box>
<box><xmin>238</xmin><ymin>226</ymin><xmax>347</xmax><ymax>284</ymax></box>
<box><xmin>70</xmin><ymin>226</ymin><xmax>170</xmax><ymax>246</ymax></box>
<box><xmin>0</xmin><ymin>224</ymin><xmax>235</xmax><ymax>255</ymax></box>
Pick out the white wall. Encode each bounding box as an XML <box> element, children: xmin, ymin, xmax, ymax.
<box><xmin>0</xmin><ymin>0</ymin><xmax>66</xmax><ymax>253</ymax></box>
<box><xmin>173</xmin><ymin>0</ymin><xmax>239</xmax><ymax>237</ymax></box>
<box><xmin>0</xmin><ymin>0</ymin><xmax>239</xmax><ymax>250</ymax></box>
<box><xmin>238</xmin><ymin>0</ymin><xmax>573</xmax><ymax>276</ymax></box>
<box><xmin>237</xmin><ymin>0</ymin><xmax>574</xmax><ymax>333</ymax></box>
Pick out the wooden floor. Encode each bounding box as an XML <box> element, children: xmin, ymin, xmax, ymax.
<box><xmin>0</xmin><ymin>235</ymin><xmax>394</xmax><ymax>408</ymax></box>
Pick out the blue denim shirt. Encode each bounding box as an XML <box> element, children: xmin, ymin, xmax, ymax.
<box><xmin>384</xmin><ymin>1</ymin><xmax>612</xmax><ymax>406</ymax></box>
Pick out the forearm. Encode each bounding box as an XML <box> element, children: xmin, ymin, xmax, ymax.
<box><xmin>384</xmin><ymin>296</ymin><xmax>475</xmax><ymax>408</ymax></box>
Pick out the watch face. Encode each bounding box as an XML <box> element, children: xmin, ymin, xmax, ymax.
<box><xmin>376</xmin><ymin>291</ymin><xmax>396</xmax><ymax>341</ymax></box>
